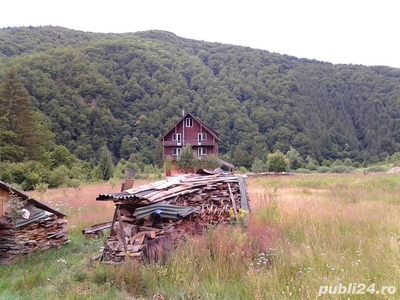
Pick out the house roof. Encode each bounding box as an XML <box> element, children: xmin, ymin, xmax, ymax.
<box><xmin>160</xmin><ymin>112</ymin><xmax>221</xmax><ymax>142</ymax></box>
<box><xmin>0</xmin><ymin>180</ymin><xmax>66</xmax><ymax>219</ymax></box>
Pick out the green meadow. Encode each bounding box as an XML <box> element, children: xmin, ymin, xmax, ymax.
<box><xmin>1</xmin><ymin>173</ymin><xmax>399</xmax><ymax>299</ymax></box>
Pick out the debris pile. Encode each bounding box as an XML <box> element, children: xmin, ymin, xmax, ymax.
<box><xmin>93</xmin><ymin>170</ymin><xmax>249</xmax><ymax>263</ymax></box>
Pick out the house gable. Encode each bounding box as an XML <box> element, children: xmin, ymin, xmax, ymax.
<box><xmin>160</xmin><ymin>112</ymin><xmax>220</xmax><ymax>142</ymax></box>
<box><xmin>160</xmin><ymin>112</ymin><xmax>221</xmax><ymax>161</ymax></box>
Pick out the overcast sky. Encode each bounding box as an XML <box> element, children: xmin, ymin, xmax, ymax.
<box><xmin>2</xmin><ymin>0</ymin><xmax>399</xmax><ymax>68</ymax></box>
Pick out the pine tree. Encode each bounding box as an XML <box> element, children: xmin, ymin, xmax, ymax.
<box><xmin>0</xmin><ymin>69</ymin><xmax>52</xmax><ymax>162</ymax></box>
<box><xmin>97</xmin><ymin>145</ymin><xmax>114</xmax><ymax>180</ymax></box>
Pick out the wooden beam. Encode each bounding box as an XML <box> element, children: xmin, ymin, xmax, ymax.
<box><xmin>116</xmin><ymin>206</ymin><xmax>128</xmax><ymax>254</ymax></box>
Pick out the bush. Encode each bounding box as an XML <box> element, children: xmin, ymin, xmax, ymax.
<box><xmin>317</xmin><ymin>166</ymin><xmax>331</xmax><ymax>173</ymax></box>
<box><xmin>238</xmin><ymin>166</ymin><xmax>248</xmax><ymax>174</ymax></box>
<box><xmin>365</xmin><ymin>165</ymin><xmax>387</xmax><ymax>173</ymax></box>
<box><xmin>266</xmin><ymin>151</ymin><xmax>290</xmax><ymax>172</ymax></box>
<box><xmin>198</xmin><ymin>155</ymin><xmax>220</xmax><ymax>170</ymax></box>
<box><xmin>251</xmin><ymin>157</ymin><xmax>266</xmax><ymax>173</ymax></box>
<box><xmin>177</xmin><ymin>145</ymin><xmax>197</xmax><ymax>173</ymax></box>
<box><xmin>1</xmin><ymin>161</ymin><xmax>48</xmax><ymax>190</ymax></box>
<box><xmin>48</xmin><ymin>165</ymin><xmax>71</xmax><ymax>188</ymax></box>
<box><xmin>294</xmin><ymin>168</ymin><xmax>312</xmax><ymax>174</ymax></box>
<box><xmin>321</xmin><ymin>159</ymin><xmax>331</xmax><ymax>167</ymax></box>
<box><xmin>329</xmin><ymin>165</ymin><xmax>355</xmax><ymax>173</ymax></box>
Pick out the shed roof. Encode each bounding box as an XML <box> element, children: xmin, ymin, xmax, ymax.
<box><xmin>0</xmin><ymin>180</ymin><xmax>66</xmax><ymax>222</ymax></box>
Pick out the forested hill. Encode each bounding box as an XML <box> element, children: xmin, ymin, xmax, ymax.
<box><xmin>1</xmin><ymin>25</ymin><xmax>400</xmax><ymax>169</ymax></box>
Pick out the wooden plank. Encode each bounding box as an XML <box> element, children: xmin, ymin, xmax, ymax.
<box><xmin>82</xmin><ymin>221</ymin><xmax>112</xmax><ymax>235</ymax></box>
<box><xmin>228</xmin><ymin>183</ymin><xmax>237</xmax><ymax>219</ymax></box>
<box><xmin>117</xmin><ymin>206</ymin><xmax>128</xmax><ymax>254</ymax></box>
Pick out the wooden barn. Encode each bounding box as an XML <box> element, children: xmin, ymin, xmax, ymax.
<box><xmin>0</xmin><ymin>181</ymin><xmax>70</xmax><ymax>265</ymax></box>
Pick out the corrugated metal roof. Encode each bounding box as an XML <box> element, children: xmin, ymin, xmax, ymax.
<box><xmin>0</xmin><ymin>180</ymin><xmax>66</xmax><ymax>218</ymax></box>
<box><xmin>134</xmin><ymin>203</ymin><xmax>197</xmax><ymax>220</ymax></box>
<box><xmin>96</xmin><ymin>172</ymin><xmax>242</xmax><ymax>203</ymax></box>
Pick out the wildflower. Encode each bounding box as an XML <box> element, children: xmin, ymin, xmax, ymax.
<box><xmin>299</xmin><ymin>271</ymin><xmax>303</xmax><ymax>275</ymax></box>
<box><xmin>57</xmin><ymin>258</ymin><xmax>67</xmax><ymax>264</ymax></box>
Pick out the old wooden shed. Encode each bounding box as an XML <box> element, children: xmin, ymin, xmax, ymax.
<box><xmin>0</xmin><ymin>181</ymin><xmax>70</xmax><ymax>265</ymax></box>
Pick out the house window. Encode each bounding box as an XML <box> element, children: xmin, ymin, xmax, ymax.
<box><xmin>172</xmin><ymin>133</ymin><xmax>181</xmax><ymax>143</ymax></box>
<box><xmin>198</xmin><ymin>133</ymin><xmax>207</xmax><ymax>143</ymax></box>
<box><xmin>173</xmin><ymin>148</ymin><xmax>181</xmax><ymax>156</ymax></box>
<box><xmin>186</xmin><ymin>118</ymin><xmax>193</xmax><ymax>127</ymax></box>
<box><xmin>198</xmin><ymin>148</ymin><xmax>206</xmax><ymax>156</ymax></box>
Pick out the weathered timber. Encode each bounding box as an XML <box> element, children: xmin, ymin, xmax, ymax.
<box><xmin>94</xmin><ymin>170</ymin><xmax>250</xmax><ymax>263</ymax></box>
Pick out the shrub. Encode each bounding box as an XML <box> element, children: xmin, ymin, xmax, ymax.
<box><xmin>329</xmin><ymin>165</ymin><xmax>354</xmax><ymax>173</ymax></box>
<box><xmin>316</xmin><ymin>166</ymin><xmax>331</xmax><ymax>173</ymax></box>
<box><xmin>251</xmin><ymin>157</ymin><xmax>266</xmax><ymax>173</ymax></box>
<box><xmin>239</xmin><ymin>166</ymin><xmax>248</xmax><ymax>174</ymax></box>
<box><xmin>48</xmin><ymin>165</ymin><xmax>71</xmax><ymax>188</ymax></box>
<box><xmin>266</xmin><ymin>151</ymin><xmax>290</xmax><ymax>172</ymax></box>
<box><xmin>1</xmin><ymin>161</ymin><xmax>47</xmax><ymax>190</ymax></box>
<box><xmin>177</xmin><ymin>145</ymin><xmax>197</xmax><ymax>173</ymax></box>
<box><xmin>294</xmin><ymin>168</ymin><xmax>312</xmax><ymax>174</ymax></box>
<box><xmin>365</xmin><ymin>165</ymin><xmax>387</xmax><ymax>173</ymax></box>
<box><xmin>198</xmin><ymin>154</ymin><xmax>220</xmax><ymax>170</ymax></box>
<box><xmin>321</xmin><ymin>159</ymin><xmax>331</xmax><ymax>167</ymax></box>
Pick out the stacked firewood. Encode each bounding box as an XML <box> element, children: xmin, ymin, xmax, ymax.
<box><xmin>96</xmin><ymin>172</ymin><xmax>249</xmax><ymax>264</ymax></box>
<box><xmin>0</xmin><ymin>214</ymin><xmax>70</xmax><ymax>265</ymax></box>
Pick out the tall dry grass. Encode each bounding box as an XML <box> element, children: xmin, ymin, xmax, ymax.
<box><xmin>242</xmin><ymin>173</ymin><xmax>400</xmax><ymax>299</ymax></box>
<box><xmin>26</xmin><ymin>180</ymin><xmax>149</xmax><ymax>233</ymax></box>
<box><xmin>2</xmin><ymin>173</ymin><xmax>400</xmax><ymax>299</ymax></box>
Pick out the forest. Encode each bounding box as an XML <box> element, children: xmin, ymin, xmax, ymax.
<box><xmin>1</xmin><ymin>26</ymin><xmax>400</xmax><ymax>189</ymax></box>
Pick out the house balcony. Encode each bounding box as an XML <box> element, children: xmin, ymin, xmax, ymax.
<box><xmin>163</xmin><ymin>139</ymin><xmax>215</xmax><ymax>147</ymax></box>
<box><xmin>163</xmin><ymin>154</ymin><xmax>209</xmax><ymax>161</ymax></box>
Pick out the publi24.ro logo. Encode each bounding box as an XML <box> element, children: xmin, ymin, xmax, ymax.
<box><xmin>318</xmin><ymin>283</ymin><xmax>396</xmax><ymax>296</ymax></box>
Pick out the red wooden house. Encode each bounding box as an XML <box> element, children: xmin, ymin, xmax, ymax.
<box><xmin>160</xmin><ymin>112</ymin><xmax>221</xmax><ymax>161</ymax></box>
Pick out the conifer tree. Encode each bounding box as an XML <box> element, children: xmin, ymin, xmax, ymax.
<box><xmin>0</xmin><ymin>69</ymin><xmax>52</xmax><ymax>162</ymax></box>
<box><xmin>97</xmin><ymin>145</ymin><xmax>114</xmax><ymax>180</ymax></box>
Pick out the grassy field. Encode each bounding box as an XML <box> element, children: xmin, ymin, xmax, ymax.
<box><xmin>1</xmin><ymin>173</ymin><xmax>400</xmax><ymax>299</ymax></box>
